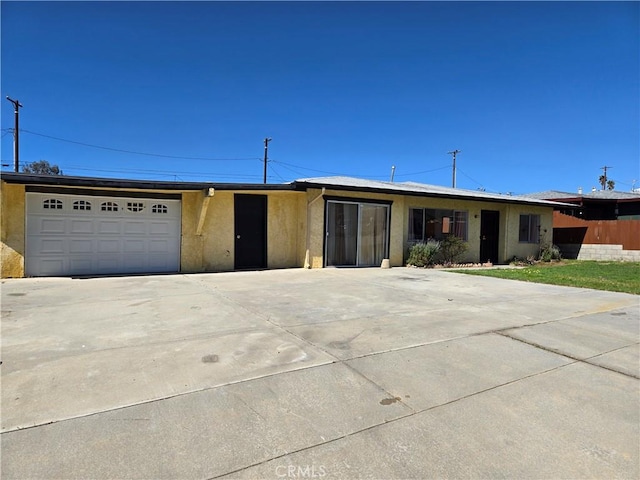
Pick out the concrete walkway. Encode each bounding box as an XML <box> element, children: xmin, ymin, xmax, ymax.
<box><xmin>1</xmin><ymin>268</ymin><xmax>638</xmax><ymax>479</ymax></box>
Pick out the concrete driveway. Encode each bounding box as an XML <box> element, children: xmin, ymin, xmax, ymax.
<box><xmin>1</xmin><ymin>267</ymin><xmax>638</xmax><ymax>479</ymax></box>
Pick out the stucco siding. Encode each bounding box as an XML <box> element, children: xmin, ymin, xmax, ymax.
<box><xmin>305</xmin><ymin>189</ymin><xmax>406</xmax><ymax>267</ymax></box>
<box><xmin>1</xmin><ymin>176</ymin><xmax>556</xmax><ymax>277</ymax></box>
<box><xmin>305</xmin><ymin>188</ymin><xmax>326</xmax><ymax>269</ymax></box>
<box><xmin>267</xmin><ymin>192</ymin><xmax>306</xmax><ymax>269</ymax></box>
<box><xmin>504</xmin><ymin>204</ymin><xmax>553</xmax><ymax>261</ymax></box>
<box><xmin>1</xmin><ymin>182</ymin><xmax>25</xmax><ymax>278</ymax></box>
<box><xmin>181</xmin><ymin>190</ymin><xmax>305</xmax><ymax>273</ymax></box>
<box><xmin>402</xmin><ymin>198</ymin><xmax>553</xmax><ymax>264</ymax></box>
<box><xmin>404</xmin><ymin>196</ymin><xmax>482</xmax><ymax>263</ymax></box>
<box><xmin>180</xmin><ymin>191</ymin><xmax>207</xmax><ymax>272</ymax></box>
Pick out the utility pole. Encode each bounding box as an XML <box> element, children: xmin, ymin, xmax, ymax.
<box><xmin>600</xmin><ymin>165</ymin><xmax>612</xmax><ymax>190</ymax></box>
<box><xmin>448</xmin><ymin>149</ymin><xmax>461</xmax><ymax>188</ymax></box>
<box><xmin>6</xmin><ymin>97</ymin><xmax>23</xmax><ymax>172</ymax></box>
<box><xmin>263</xmin><ymin>137</ymin><xmax>272</xmax><ymax>184</ymax></box>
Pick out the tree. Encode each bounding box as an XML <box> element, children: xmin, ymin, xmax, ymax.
<box><xmin>22</xmin><ymin>160</ymin><xmax>62</xmax><ymax>175</ymax></box>
<box><xmin>607</xmin><ymin>180</ymin><xmax>615</xmax><ymax>190</ymax></box>
<box><xmin>598</xmin><ymin>174</ymin><xmax>606</xmax><ymax>190</ymax></box>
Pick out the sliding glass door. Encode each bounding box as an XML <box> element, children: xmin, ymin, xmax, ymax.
<box><xmin>325</xmin><ymin>200</ymin><xmax>390</xmax><ymax>267</ymax></box>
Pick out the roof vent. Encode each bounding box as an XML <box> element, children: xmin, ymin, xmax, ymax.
<box><xmin>578</xmin><ymin>187</ymin><xmax>582</xmax><ymax>194</ymax></box>
<box><xmin>592</xmin><ymin>187</ymin><xmax>597</xmax><ymax>192</ymax></box>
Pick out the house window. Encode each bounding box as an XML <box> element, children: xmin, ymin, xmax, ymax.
<box><xmin>151</xmin><ymin>204</ymin><xmax>168</xmax><ymax>214</ymax></box>
<box><xmin>101</xmin><ymin>201</ymin><xmax>119</xmax><ymax>212</ymax></box>
<box><xmin>43</xmin><ymin>199</ymin><xmax>63</xmax><ymax>209</ymax></box>
<box><xmin>409</xmin><ymin>208</ymin><xmax>468</xmax><ymax>242</ymax></box>
<box><xmin>73</xmin><ymin>200</ymin><xmax>91</xmax><ymax>211</ymax></box>
<box><xmin>127</xmin><ymin>202</ymin><xmax>144</xmax><ymax>212</ymax></box>
<box><xmin>519</xmin><ymin>214</ymin><xmax>540</xmax><ymax>243</ymax></box>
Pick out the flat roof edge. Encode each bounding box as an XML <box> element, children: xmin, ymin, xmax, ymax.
<box><xmin>295</xmin><ymin>181</ymin><xmax>571</xmax><ymax>207</ymax></box>
<box><xmin>0</xmin><ymin>173</ymin><xmax>301</xmax><ymax>192</ymax></box>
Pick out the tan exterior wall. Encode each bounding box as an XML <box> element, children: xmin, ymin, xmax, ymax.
<box><xmin>0</xmin><ymin>180</ymin><xmax>554</xmax><ymax>277</ymax></box>
<box><xmin>503</xmin><ymin>204</ymin><xmax>553</xmax><ymax>261</ymax></box>
<box><xmin>181</xmin><ymin>190</ymin><xmax>306</xmax><ymax>273</ymax></box>
<box><xmin>304</xmin><ymin>188</ymin><xmax>406</xmax><ymax>268</ymax></box>
<box><xmin>304</xmin><ymin>188</ymin><xmax>326</xmax><ymax>268</ymax></box>
<box><xmin>1</xmin><ymin>182</ymin><xmax>26</xmax><ymax>277</ymax></box>
<box><xmin>404</xmin><ymin>196</ymin><xmax>483</xmax><ymax>263</ymax></box>
<box><xmin>354</xmin><ymin>195</ymin><xmax>553</xmax><ymax>265</ymax></box>
<box><xmin>267</xmin><ymin>192</ymin><xmax>307</xmax><ymax>269</ymax></box>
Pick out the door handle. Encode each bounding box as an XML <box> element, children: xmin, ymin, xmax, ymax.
<box><xmin>236</xmin><ymin>235</ymin><xmax>241</xmax><ymax>239</ymax></box>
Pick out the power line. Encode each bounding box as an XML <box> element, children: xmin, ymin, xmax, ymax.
<box><xmin>456</xmin><ymin>168</ymin><xmax>500</xmax><ymax>194</ymax></box>
<box><xmin>56</xmin><ymin>164</ymin><xmax>264</xmax><ymax>180</ymax></box>
<box><xmin>271</xmin><ymin>160</ymin><xmax>382</xmax><ymax>178</ymax></box>
<box><xmin>393</xmin><ymin>165</ymin><xmax>451</xmax><ymax>177</ymax></box>
<box><xmin>267</xmin><ymin>162</ymin><xmax>288</xmax><ymax>183</ymax></box>
<box><xmin>20</xmin><ymin>129</ymin><xmax>261</xmax><ymax>161</ymax></box>
<box><xmin>271</xmin><ymin>160</ymin><xmax>452</xmax><ymax>180</ymax></box>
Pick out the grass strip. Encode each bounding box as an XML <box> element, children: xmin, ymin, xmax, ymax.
<box><xmin>456</xmin><ymin>261</ymin><xmax>640</xmax><ymax>295</ymax></box>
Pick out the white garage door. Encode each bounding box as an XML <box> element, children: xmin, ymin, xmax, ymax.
<box><xmin>26</xmin><ymin>192</ymin><xmax>181</xmax><ymax>277</ymax></box>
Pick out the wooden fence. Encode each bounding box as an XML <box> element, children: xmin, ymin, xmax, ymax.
<box><xmin>553</xmin><ymin>211</ymin><xmax>640</xmax><ymax>250</ymax></box>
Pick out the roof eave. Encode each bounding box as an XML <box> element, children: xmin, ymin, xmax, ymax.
<box><xmin>0</xmin><ymin>172</ymin><xmax>301</xmax><ymax>192</ymax></box>
<box><xmin>293</xmin><ymin>180</ymin><xmax>569</xmax><ymax>207</ymax></box>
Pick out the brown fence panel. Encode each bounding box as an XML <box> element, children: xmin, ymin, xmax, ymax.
<box><xmin>553</xmin><ymin>212</ymin><xmax>640</xmax><ymax>250</ymax></box>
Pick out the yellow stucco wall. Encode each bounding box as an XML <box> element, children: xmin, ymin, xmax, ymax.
<box><xmin>1</xmin><ymin>182</ymin><xmax>26</xmax><ymax>278</ymax></box>
<box><xmin>181</xmin><ymin>190</ymin><xmax>307</xmax><ymax>272</ymax></box>
<box><xmin>303</xmin><ymin>189</ymin><xmax>554</xmax><ymax>267</ymax></box>
<box><xmin>503</xmin><ymin>204</ymin><xmax>553</xmax><ymax>261</ymax></box>
<box><xmin>1</xmin><ymin>180</ymin><xmax>554</xmax><ymax>278</ymax></box>
<box><xmin>403</xmin><ymin>198</ymin><xmax>553</xmax><ymax>263</ymax></box>
<box><xmin>304</xmin><ymin>188</ymin><xmax>407</xmax><ymax>268</ymax></box>
<box><xmin>267</xmin><ymin>192</ymin><xmax>307</xmax><ymax>269</ymax></box>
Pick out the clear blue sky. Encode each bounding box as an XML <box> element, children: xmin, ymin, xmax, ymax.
<box><xmin>2</xmin><ymin>1</ymin><xmax>638</xmax><ymax>194</ymax></box>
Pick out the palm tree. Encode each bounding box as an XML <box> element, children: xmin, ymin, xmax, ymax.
<box><xmin>607</xmin><ymin>180</ymin><xmax>615</xmax><ymax>190</ymax></box>
<box><xmin>599</xmin><ymin>175</ymin><xmax>606</xmax><ymax>190</ymax></box>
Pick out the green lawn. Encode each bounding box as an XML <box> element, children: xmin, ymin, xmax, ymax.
<box><xmin>457</xmin><ymin>261</ymin><xmax>640</xmax><ymax>295</ymax></box>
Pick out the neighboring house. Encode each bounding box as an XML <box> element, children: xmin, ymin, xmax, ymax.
<box><xmin>1</xmin><ymin>173</ymin><xmax>562</xmax><ymax>278</ymax></box>
<box><xmin>523</xmin><ymin>189</ymin><xmax>640</xmax><ymax>261</ymax></box>
<box><xmin>523</xmin><ymin>189</ymin><xmax>640</xmax><ymax>220</ymax></box>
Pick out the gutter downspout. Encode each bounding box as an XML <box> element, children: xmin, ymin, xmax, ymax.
<box><xmin>196</xmin><ymin>187</ymin><xmax>215</xmax><ymax>236</ymax></box>
<box><xmin>304</xmin><ymin>187</ymin><xmax>325</xmax><ymax>268</ymax></box>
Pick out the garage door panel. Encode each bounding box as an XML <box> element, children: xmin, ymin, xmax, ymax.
<box><xmin>122</xmin><ymin>255</ymin><xmax>146</xmax><ymax>270</ymax></box>
<box><xmin>149</xmin><ymin>239</ymin><xmax>173</xmax><ymax>254</ymax></box>
<box><xmin>39</xmin><ymin>259</ymin><xmax>65</xmax><ymax>276</ymax></box>
<box><xmin>98</xmin><ymin>221</ymin><xmax>121</xmax><ymax>234</ymax></box>
<box><xmin>124</xmin><ymin>239</ymin><xmax>146</xmax><ymax>253</ymax></box>
<box><xmin>98</xmin><ymin>239</ymin><xmax>121</xmax><ymax>254</ymax></box>
<box><xmin>124</xmin><ymin>221</ymin><xmax>146</xmax><ymax>235</ymax></box>
<box><xmin>69</xmin><ymin>239</ymin><xmax>93</xmax><ymax>254</ymax></box>
<box><xmin>149</xmin><ymin>222</ymin><xmax>171</xmax><ymax>235</ymax></box>
<box><xmin>69</xmin><ymin>258</ymin><xmax>93</xmax><ymax>275</ymax></box>
<box><xmin>26</xmin><ymin>193</ymin><xmax>181</xmax><ymax>277</ymax></box>
<box><xmin>148</xmin><ymin>254</ymin><xmax>174</xmax><ymax>271</ymax></box>
<box><xmin>40</xmin><ymin>239</ymin><xmax>65</xmax><ymax>254</ymax></box>
<box><xmin>96</xmin><ymin>256</ymin><xmax>121</xmax><ymax>272</ymax></box>
<box><xmin>70</xmin><ymin>219</ymin><xmax>93</xmax><ymax>234</ymax></box>
<box><xmin>40</xmin><ymin>218</ymin><xmax>66</xmax><ymax>234</ymax></box>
